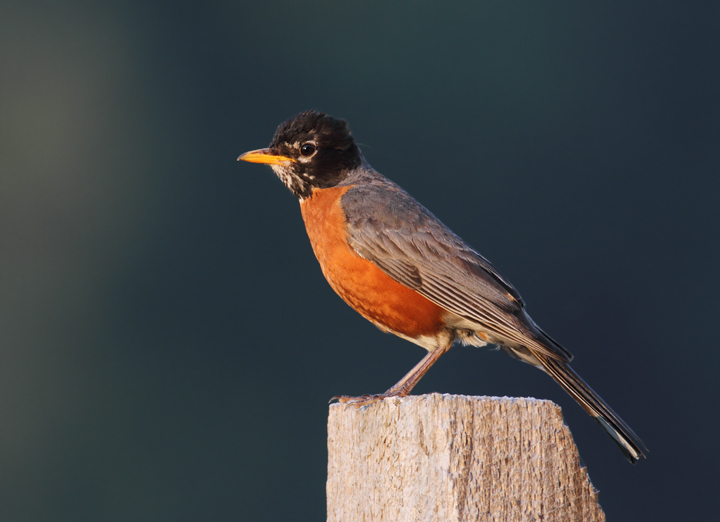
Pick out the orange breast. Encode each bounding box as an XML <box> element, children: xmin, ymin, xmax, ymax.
<box><xmin>300</xmin><ymin>186</ymin><xmax>445</xmax><ymax>342</ymax></box>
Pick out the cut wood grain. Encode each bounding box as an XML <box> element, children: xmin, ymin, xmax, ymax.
<box><xmin>327</xmin><ymin>394</ymin><xmax>604</xmax><ymax>522</ymax></box>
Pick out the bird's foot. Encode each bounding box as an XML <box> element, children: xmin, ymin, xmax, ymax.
<box><xmin>330</xmin><ymin>390</ymin><xmax>407</xmax><ymax>408</ymax></box>
<box><xmin>330</xmin><ymin>394</ymin><xmax>384</xmax><ymax>408</ymax></box>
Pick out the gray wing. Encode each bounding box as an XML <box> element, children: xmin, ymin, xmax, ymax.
<box><xmin>342</xmin><ymin>183</ymin><xmax>571</xmax><ymax>362</ymax></box>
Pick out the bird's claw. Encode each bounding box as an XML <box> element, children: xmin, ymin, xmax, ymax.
<box><xmin>330</xmin><ymin>394</ymin><xmax>385</xmax><ymax>408</ymax></box>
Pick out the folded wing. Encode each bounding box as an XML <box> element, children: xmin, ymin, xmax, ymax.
<box><xmin>342</xmin><ymin>183</ymin><xmax>572</xmax><ymax>362</ymax></box>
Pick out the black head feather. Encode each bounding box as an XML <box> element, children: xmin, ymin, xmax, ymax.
<box><xmin>265</xmin><ymin>111</ymin><xmax>362</xmax><ymax>199</ymax></box>
<box><xmin>270</xmin><ymin>111</ymin><xmax>355</xmax><ymax>152</ymax></box>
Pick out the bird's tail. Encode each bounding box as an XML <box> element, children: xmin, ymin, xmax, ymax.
<box><xmin>538</xmin><ymin>354</ymin><xmax>647</xmax><ymax>463</ymax></box>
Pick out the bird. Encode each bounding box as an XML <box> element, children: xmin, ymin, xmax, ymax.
<box><xmin>238</xmin><ymin>110</ymin><xmax>646</xmax><ymax>463</ymax></box>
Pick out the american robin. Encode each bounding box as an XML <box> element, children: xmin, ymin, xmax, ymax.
<box><xmin>238</xmin><ymin>110</ymin><xmax>646</xmax><ymax>463</ymax></box>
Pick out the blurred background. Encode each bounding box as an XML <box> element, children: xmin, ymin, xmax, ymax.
<box><xmin>1</xmin><ymin>1</ymin><xmax>718</xmax><ymax>520</ymax></box>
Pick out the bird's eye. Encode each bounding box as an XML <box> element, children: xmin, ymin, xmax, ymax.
<box><xmin>300</xmin><ymin>143</ymin><xmax>316</xmax><ymax>157</ymax></box>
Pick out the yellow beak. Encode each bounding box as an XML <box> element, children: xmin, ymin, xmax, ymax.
<box><xmin>237</xmin><ymin>148</ymin><xmax>295</xmax><ymax>165</ymax></box>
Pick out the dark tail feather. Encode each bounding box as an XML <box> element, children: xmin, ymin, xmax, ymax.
<box><xmin>538</xmin><ymin>355</ymin><xmax>647</xmax><ymax>463</ymax></box>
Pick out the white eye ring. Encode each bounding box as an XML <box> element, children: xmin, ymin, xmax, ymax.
<box><xmin>299</xmin><ymin>142</ymin><xmax>317</xmax><ymax>158</ymax></box>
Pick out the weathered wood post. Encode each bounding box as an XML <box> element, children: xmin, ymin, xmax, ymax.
<box><xmin>327</xmin><ymin>393</ymin><xmax>605</xmax><ymax>522</ymax></box>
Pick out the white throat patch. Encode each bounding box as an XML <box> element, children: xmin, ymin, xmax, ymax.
<box><xmin>270</xmin><ymin>164</ymin><xmax>309</xmax><ymax>198</ymax></box>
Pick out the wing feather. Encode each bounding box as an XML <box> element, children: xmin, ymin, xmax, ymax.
<box><xmin>343</xmin><ymin>183</ymin><xmax>571</xmax><ymax>362</ymax></box>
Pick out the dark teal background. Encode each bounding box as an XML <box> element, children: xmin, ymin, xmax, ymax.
<box><xmin>1</xmin><ymin>1</ymin><xmax>718</xmax><ymax>520</ymax></box>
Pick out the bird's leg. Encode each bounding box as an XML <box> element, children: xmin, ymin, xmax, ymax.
<box><xmin>333</xmin><ymin>340</ymin><xmax>453</xmax><ymax>408</ymax></box>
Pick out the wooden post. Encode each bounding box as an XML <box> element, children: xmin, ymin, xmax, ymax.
<box><xmin>327</xmin><ymin>393</ymin><xmax>605</xmax><ymax>522</ymax></box>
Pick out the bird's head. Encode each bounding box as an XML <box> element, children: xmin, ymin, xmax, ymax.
<box><xmin>238</xmin><ymin>110</ymin><xmax>362</xmax><ymax>199</ymax></box>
